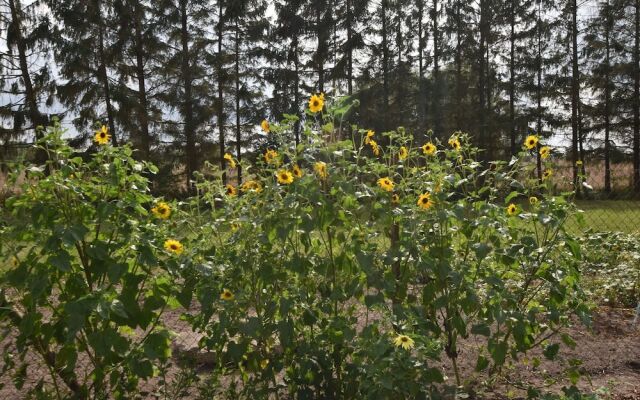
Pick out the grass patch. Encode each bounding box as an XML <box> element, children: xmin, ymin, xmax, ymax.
<box><xmin>566</xmin><ymin>200</ymin><xmax>640</xmax><ymax>234</ymax></box>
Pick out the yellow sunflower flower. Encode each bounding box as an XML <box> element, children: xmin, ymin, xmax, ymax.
<box><xmin>576</xmin><ymin>160</ymin><xmax>583</xmax><ymax>167</ymax></box>
<box><xmin>393</xmin><ymin>334</ymin><xmax>415</xmax><ymax>350</ymax></box>
<box><xmin>417</xmin><ymin>192</ymin><xmax>433</xmax><ymax>210</ymax></box>
<box><xmin>260</xmin><ymin>359</ymin><xmax>269</xmax><ymax>369</ymax></box>
<box><xmin>539</xmin><ymin>146</ymin><xmax>551</xmax><ymax>160</ymax></box>
<box><xmin>224</xmin><ymin>153</ymin><xmax>236</xmax><ymax>169</ymax></box>
<box><xmin>264</xmin><ymin>149</ymin><xmax>279</xmax><ymax>165</ymax></box>
<box><xmin>225</xmin><ymin>184</ymin><xmax>237</xmax><ymax>196</ymax></box>
<box><xmin>391</xmin><ymin>193</ymin><xmax>400</xmax><ymax>204</ymax></box>
<box><xmin>529</xmin><ymin>196</ymin><xmax>539</xmax><ymax>206</ymax></box>
<box><xmin>364</xmin><ymin>130</ymin><xmax>375</xmax><ymax>145</ymax></box>
<box><xmin>276</xmin><ymin>169</ymin><xmax>294</xmax><ymax>185</ymax></box>
<box><xmin>524</xmin><ymin>135</ymin><xmax>539</xmax><ymax>150</ymax></box>
<box><xmin>543</xmin><ymin>169</ymin><xmax>553</xmax><ymax>180</ymax></box>
<box><xmin>94</xmin><ymin>125</ymin><xmax>111</xmax><ymax>145</ymax></box>
<box><xmin>399</xmin><ymin>146</ymin><xmax>409</xmax><ymax>160</ymax></box>
<box><xmin>506</xmin><ymin>203</ymin><xmax>518</xmax><ymax>216</ymax></box>
<box><xmin>369</xmin><ymin>139</ymin><xmax>380</xmax><ymax>156</ymax></box>
<box><xmin>164</xmin><ymin>239</ymin><xmax>183</xmax><ymax>255</ymax></box>
<box><xmin>261</xmin><ymin>119</ymin><xmax>270</xmax><ymax>133</ymax></box>
<box><xmin>377</xmin><ymin>177</ymin><xmax>394</xmax><ymax>192</ymax></box>
<box><xmin>422</xmin><ymin>142</ymin><xmax>437</xmax><ymax>156</ymax></box>
<box><xmin>220</xmin><ymin>288</ymin><xmax>234</xmax><ymax>301</ymax></box>
<box><xmin>241</xmin><ymin>180</ymin><xmax>263</xmax><ymax>193</ymax></box>
<box><xmin>292</xmin><ymin>164</ymin><xmax>304</xmax><ymax>179</ymax></box>
<box><xmin>151</xmin><ymin>202</ymin><xmax>171</xmax><ymax>219</ymax></box>
<box><xmin>309</xmin><ymin>93</ymin><xmax>325</xmax><ymax>113</ymax></box>
<box><xmin>314</xmin><ymin>161</ymin><xmax>328</xmax><ymax>179</ymax></box>
<box><xmin>448</xmin><ymin>137</ymin><xmax>461</xmax><ymax>151</ymax></box>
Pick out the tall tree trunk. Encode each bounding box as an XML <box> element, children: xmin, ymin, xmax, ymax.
<box><xmin>455</xmin><ymin>0</ymin><xmax>462</xmax><ymax>130</ymax></box>
<box><xmin>235</xmin><ymin>18</ymin><xmax>242</xmax><ymax>184</ymax></box>
<box><xmin>570</xmin><ymin>0</ymin><xmax>581</xmax><ymax>195</ymax></box>
<box><xmin>478</xmin><ymin>0</ymin><xmax>487</xmax><ymax>157</ymax></box>
<box><xmin>381</xmin><ymin>0</ymin><xmax>390</xmax><ymax>129</ymax></box>
<box><xmin>180</xmin><ymin>0</ymin><xmax>196</xmax><ymax>187</ymax></box>
<box><xmin>634</xmin><ymin>0</ymin><xmax>640</xmax><ymax>193</ymax></box>
<box><xmin>604</xmin><ymin>0</ymin><xmax>611</xmax><ymax>193</ymax></box>
<box><xmin>346</xmin><ymin>0</ymin><xmax>353</xmax><ymax>95</ymax></box>
<box><xmin>293</xmin><ymin>37</ymin><xmax>301</xmax><ymax>147</ymax></box>
<box><xmin>133</xmin><ymin>0</ymin><xmax>150</xmax><ymax>159</ymax></box>
<box><xmin>217</xmin><ymin>1</ymin><xmax>226</xmax><ymax>183</ymax></box>
<box><xmin>8</xmin><ymin>0</ymin><xmax>48</xmax><ymax>165</ymax></box>
<box><xmin>417</xmin><ymin>0</ymin><xmax>426</xmax><ymax>133</ymax></box>
<box><xmin>432</xmin><ymin>0</ymin><xmax>441</xmax><ymax>138</ymax></box>
<box><xmin>96</xmin><ymin>0</ymin><xmax>117</xmax><ymax>146</ymax></box>
<box><xmin>316</xmin><ymin>5</ymin><xmax>325</xmax><ymax>93</ymax></box>
<box><xmin>509</xmin><ymin>0</ymin><xmax>517</xmax><ymax>156</ymax></box>
<box><xmin>536</xmin><ymin>1</ymin><xmax>543</xmax><ymax>180</ymax></box>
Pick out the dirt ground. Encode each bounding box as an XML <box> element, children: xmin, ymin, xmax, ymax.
<box><xmin>2</xmin><ymin>306</ymin><xmax>639</xmax><ymax>399</ymax></box>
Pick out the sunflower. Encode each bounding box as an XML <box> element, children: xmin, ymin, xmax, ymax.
<box><xmin>292</xmin><ymin>164</ymin><xmax>304</xmax><ymax>179</ymax></box>
<box><xmin>539</xmin><ymin>146</ymin><xmax>551</xmax><ymax>160</ymax></box>
<box><xmin>377</xmin><ymin>177</ymin><xmax>394</xmax><ymax>192</ymax></box>
<box><xmin>417</xmin><ymin>192</ymin><xmax>433</xmax><ymax>210</ymax></box>
<box><xmin>151</xmin><ymin>202</ymin><xmax>171</xmax><ymax>219</ymax></box>
<box><xmin>94</xmin><ymin>125</ymin><xmax>111</xmax><ymax>145</ymax></box>
<box><xmin>364</xmin><ymin>130</ymin><xmax>375</xmax><ymax>145</ymax></box>
<box><xmin>276</xmin><ymin>169</ymin><xmax>294</xmax><ymax>185</ymax></box>
<box><xmin>261</xmin><ymin>119</ymin><xmax>270</xmax><ymax>133</ymax></box>
<box><xmin>224</xmin><ymin>153</ymin><xmax>236</xmax><ymax>169</ymax></box>
<box><xmin>399</xmin><ymin>146</ymin><xmax>409</xmax><ymax>160</ymax></box>
<box><xmin>393</xmin><ymin>334</ymin><xmax>415</xmax><ymax>350</ymax></box>
<box><xmin>241</xmin><ymin>180</ymin><xmax>263</xmax><ymax>193</ymax></box>
<box><xmin>225</xmin><ymin>184</ymin><xmax>237</xmax><ymax>196</ymax></box>
<box><xmin>576</xmin><ymin>160</ymin><xmax>583</xmax><ymax>167</ymax></box>
<box><xmin>164</xmin><ymin>239</ymin><xmax>184</xmax><ymax>255</ymax></box>
<box><xmin>264</xmin><ymin>149</ymin><xmax>279</xmax><ymax>165</ymax></box>
<box><xmin>524</xmin><ymin>135</ymin><xmax>539</xmax><ymax>150</ymax></box>
<box><xmin>391</xmin><ymin>193</ymin><xmax>400</xmax><ymax>204</ymax></box>
<box><xmin>260</xmin><ymin>359</ymin><xmax>269</xmax><ymax>369</ymax></box>
<box><xmin>529</xmin><ymin>196</ymin><xmax>539</xmax><ymax>206</ymax></box>
<box><xmin>369</xmin><ymin>139</ymin><xmax>380</xmax><ymax>156</ymax></box>
<box><xmin>543</xmin><ymin>169</ymin><xmax>553</xmax><ymax>180</ymax></box>
<box><xmin>506</xmin><ymin>203</ymin><xmax>518</xmax><ymax>216</ymax></box>
<box><xmin>309</xmin><ymin>93</ymin><xmax>325</xmax><ymax>113</ymax></box>
<box><xmin>448</xmin><ymin>137</ymin><xmax>461</xmax><ymax>151</ymax></box>
<box><xmin>220</xmin><ymin>289</ymin><xmax>234</xmax><ymax>301</ymax></box>
<box><xmin>314</xmin><ymin>161</ymin><xmax>328</xmax><ymax>179</ymax></box>
<box><xmin>422</xmin><ymin>142</ymin><xmax>437</xmax><ymax>156</ymax></box>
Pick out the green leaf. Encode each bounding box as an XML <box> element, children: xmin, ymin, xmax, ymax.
<box><xmin>49</xmin><ymin>251</ymin><xmax>72</xmax><ymax>272</ymax></box>
<box><xmin>543</xmin><ymin>343</ymin><xmax>560</xmax><ymax>360</ymax></box>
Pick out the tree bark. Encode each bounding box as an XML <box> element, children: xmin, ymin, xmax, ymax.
<box><xmin>570</xmin><ymin>0</ymin><xmax>581</xmax><ymax>195</ymax></box>
<box><xmin>634</xmin><ymin>0</ymin><xmax>640</xmax><ymax>193</ymax></box>
<box><xmin>235</xmin><ymin>18</ymin><xmax>242</xmax><ymax>184</ymax></box>
<box><xmin>381</xmin><ymin>0</ymin><xmax>389</xmax><ymax>129</ymax></box>
<box><xmin>133</xmin><ymin>0</ymin><xmax>150</xmax><ymax>159</ymax></box>
<box><xmin>180</xmin><ymin>0</ymin><xmax>197</xmax><ymax>187</ymax></box>
<box><xmin>217</xmin><ymin>1</ymin><xmax>226</xmax><ymax>183</ymax></box>
<box><xmin>604</xmin><ymin>0</ymin><xmax>611</xmax><ymax>193</ymax></box>
<box><xmin>96</xmin><ymin>0</ymin><xmax>117</xmax><ymax>146</ymax></box>
<box><xmin>8</xmin><ymin>0</ymin><xmax>48</xmax><ymax>164</ymax></box>
<box><xmin>509</xmin><ymin>0</ymin><xmax>517</xmax><ymax>156</ymax></box>
<box><xmin>432</xmin><ymin>0</ymin><xmax>441</xmax><ymax>138</ymax></box>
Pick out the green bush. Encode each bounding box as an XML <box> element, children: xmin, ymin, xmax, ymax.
<box><xmin>0</xmin><ymin>98</ymin><xmax>588</xmax><ymax>399</ymax></box>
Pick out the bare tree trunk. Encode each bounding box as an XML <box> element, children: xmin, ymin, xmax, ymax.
<box><xmin>235</xmin><ymin>18</ymin><xmax>242</xmax><ymax>184</ymax></box>
<box><xmin>180</xmin><ymin>0</ymin><xmax>197</xmax><ymax>187</ymax></box>
<box><xmin>478</xmin><ymin>0</ymin><xmax>487</xmax><ymax>157</ymax></box>
<box><xmin>509</xmin><ymin>0</ymin><xmax>517</xmax><ymax>156</ymax></box>
<box><xmin>536</xmin><ymin>1</ymin><xmax>543</xmax><ymax>180</ymax></box>
<box><xmin>217</xmin><ymin>1</ymin><xmax>226</xmax><ymax>183</ymax></box>
<box><xmin>133</xmin><ymin>0</ymin><xmax>150</xmax><ymax>159</ymax></box>
<box><xmin>432</xmin><ymin>0</ymin><xmax>441</xmax><ymax>138</ymax></box>
<box><xmin>604</xmin><ymin>0</ymin><xmax>612</xmax><ymax>193</ymax></box>
<box><xmin>382</xmin><ymin>0</ymin><xmax>390</xmax><ymax>129</ymax></box>
<box><xmin>455</xmin><ymin>0</ymin><xmax>462</xmax><ymax>130</ymax></box>
<box><xmin>346</xmin><ymin>0</ymin><xmax>353</xmax><ymax>95</ymax></box>
<box><xmin>570</xmin><ymin>0</ymin><xmax>581</xmax><ymax>195</ymax></box>
<box><xmin>634</xmin><ymin>0</ymin><xmax>640</xmax><ymax>193</ymax></box>
<box><xmin>96</xmin><ymin>0</ymin><xmax>117</xmax><ymax>146</ymax></box>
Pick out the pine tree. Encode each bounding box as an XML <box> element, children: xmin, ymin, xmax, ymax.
<box><xmin>0</xmin><ymin>0</ymin><xmax>53</xmax><ymax>161</ymax></box>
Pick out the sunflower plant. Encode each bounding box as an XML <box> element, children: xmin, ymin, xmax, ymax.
<box><xmin>176</xmin><ymin>96</ymin><xmax>587</xmax><ymax>398</ymax></box>
<box><xmin>0</xmin><ymin>122</ymin><xmax>184</xmax><ymax>398</ymax></box>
